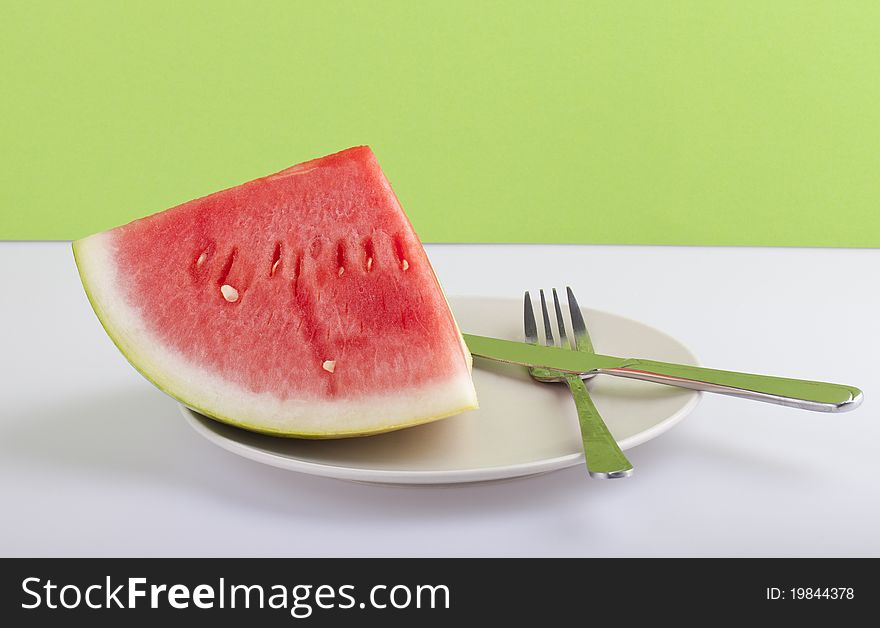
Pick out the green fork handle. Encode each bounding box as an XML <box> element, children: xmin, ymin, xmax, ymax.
<box><xmin>565</xmin><ymin>374</ymin><xmax>634</xmax><ymax>479</ymax></box>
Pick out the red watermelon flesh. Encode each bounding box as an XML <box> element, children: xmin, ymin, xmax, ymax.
<box><xmin>73</xmin><ymin>146</ymin><xmax>478</xmax><ymax>437</ymax></box>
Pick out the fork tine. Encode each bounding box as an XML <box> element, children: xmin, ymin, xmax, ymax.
<box><xmin>523</xmin><ymin>291</ymin><xmax>538</xmax><ymax>344</ymax></box>
<box><xmin>566</xmin><ymin>286</ymin><xmax>594</xmax><ymax>353</ymax></box>
<box><xmin>551</xmin><ymin>288</ymin><xmax>569</xmax><ymax>348</ymax></box>
<box><xmin>538</xmin><ymin>289</ymin><xmax>555</xmax><ymax>346</ymax></box>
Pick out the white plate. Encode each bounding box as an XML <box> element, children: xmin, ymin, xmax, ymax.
<box><xmin>181</xmin><ymin>296</ymin><xmax>701</xmax><ymax>485</ymax></box>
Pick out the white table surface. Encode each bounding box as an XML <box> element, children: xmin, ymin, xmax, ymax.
<box><xmin>1</xmin><ymin>242</ymin><xmax>877</xmax><ymax>557</ymax></box>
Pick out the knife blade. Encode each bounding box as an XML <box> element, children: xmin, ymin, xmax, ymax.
<box><xmin>462</xmin><ymin>333</ymin><xmax>863</xmax><ymax>412</ymax></box>
<box><xmin>464</xmin><ymin>333</ymin><xmax>622</xmax><ymax>374</ymax></box>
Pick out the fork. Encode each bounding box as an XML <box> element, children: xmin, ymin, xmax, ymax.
<box><xmin>525</xmin><ymin>288</ymin><xmax>634</xmax><ymax>479</ymax></box>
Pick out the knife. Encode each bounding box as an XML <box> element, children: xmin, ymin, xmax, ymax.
<box><xmin>462</xmin><ymin>333</ymin><xmax>863</xmax><ymax>413</ymax></box>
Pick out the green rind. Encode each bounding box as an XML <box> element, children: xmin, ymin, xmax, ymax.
<box><xmin>180</xmin><ymin>403</ymin><xmax>477</xmax><ymax>439</ymax></box>
<box><xmin>72</xmin><ymin>240</ymin><xmax>478</xmax><ymax>438</ymax></box>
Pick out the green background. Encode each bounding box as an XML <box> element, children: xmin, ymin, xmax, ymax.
<box><xmin>2</xmin><ymin>1</ymin><xmax>878</xmax><ymax>245</ymax></box>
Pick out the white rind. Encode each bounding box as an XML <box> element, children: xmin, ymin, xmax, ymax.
<box><xmin>73</xmin><ymin>232</ymin><xmax>478</xmax><ymax>437</ymax></box>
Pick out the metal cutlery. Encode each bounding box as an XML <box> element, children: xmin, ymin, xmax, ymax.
<box><xmin>525</xmin><ymin>288</ymin><xmax>634</xmax><ymax>479</ymax></box>
<box><xmin>463</xmin><ymin>311</ymin><xmax>862</xmax><ymax>414</ymax></box>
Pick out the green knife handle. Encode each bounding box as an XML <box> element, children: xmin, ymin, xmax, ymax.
<box><xmin>565</xmin><ymin>374</ymin><xmax>633</xmax><ymax>479</ymax></box>
<box><xmin>597</xmin><ymin>359</ymin><xmax>863</xmax><ymax>413</ymax></box>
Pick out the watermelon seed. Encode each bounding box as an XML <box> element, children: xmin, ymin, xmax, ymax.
<box><xmin>335</xmin><ymin>240</ymin><xmax>347</xmax><ymax>277</ymax></box>
<box><xmin>363</xmin><ymin>237</ymin><xmax>375</xmax><ymax>271</ymax></box>
<box><xmin>270</xmin><ymin>242</ymin><xmax>282</xmax><ymax>277</ymax></box>
<box><xmin>322</xmin><ymin>360</ymin><xmax>336</xmax><ymax>374</ymax></box>
<box><xmin>220</xmin><ymin>284</ymin><xmax>240</xmax><ymax>303</ymax></box>
<box><xmin>196</xmin><ymin>252</ymin><xmax>207</xmax><ymax>267</ymax></box>
<box><xmin>218</xmin><ymin>248</ymin><xmax>237</xmax><ymax>286</ymax></box>
<box><xmin>392</xmin><ymin>233</ymin><xmax>408</xmax><ymax>267</ymax></box>
<box><xmin>292</xmin><ymin>254</ymin><xmax>303</xmax><ymax>293</ymax></box>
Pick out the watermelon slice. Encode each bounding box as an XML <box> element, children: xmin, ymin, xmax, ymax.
<box><xmin>73</xmin><ymin>146</ymin><xmax>478</xmax><ymax>437</ymax></box>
